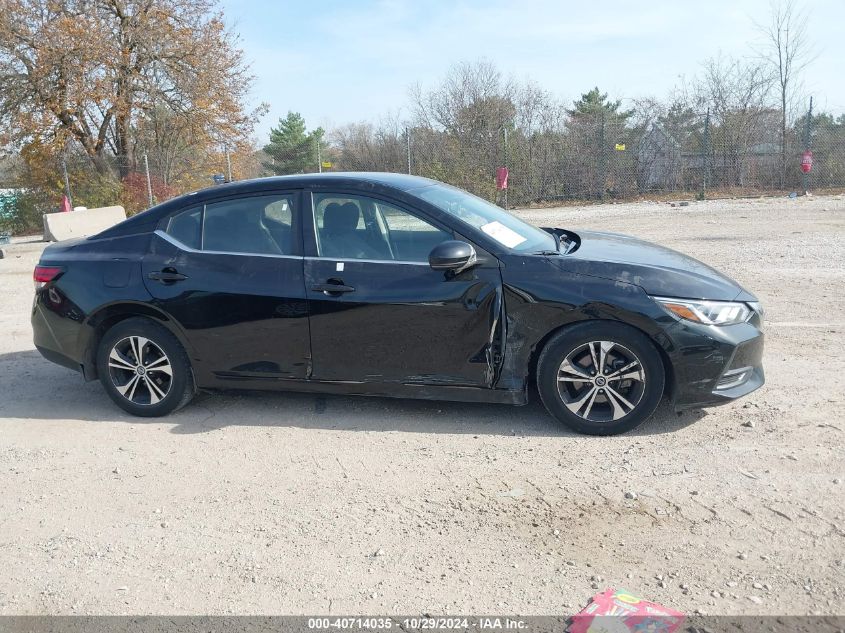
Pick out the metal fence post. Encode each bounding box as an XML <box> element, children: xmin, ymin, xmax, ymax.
<box><xmin>802</xmin><ymin>96</ymin><xmax>813</xmax><ymax>194</ymax></box>
<box><xmin>143</xmin><ymin>152</ymin><xmax>154</xmax><ymax>206</ymax></box>
<box><xmin>598</xmin><ymin>112</ymin><xmax>607</xmax><ymax>200</ymax></box>
<box><xmin>406</xmin><ymin>127</ymin><xmax>412</xmax><ymax>175</ymax></box>
<box><xmin>701</xmin><ymin>109</ymin><xmax>710</xmax><ymax>200</ymax></box>
<box><xmin>503</xmin><ymin>126</ymin><xmax>508</xmax><ymax>209</ymax></box>
<box><xmin>61</xmin><ymin>155</ymin><xmax>73</xmax><ymax>209</ymax></box>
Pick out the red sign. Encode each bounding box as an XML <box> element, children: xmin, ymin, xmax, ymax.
<box><xmin>495</xmin><ymin>167</ymin><xmax>509</xmax><ymax>190</ymax></box>
<box><xmin>59</xmin><ymin>195</ymin><xmax>72</xmax><ymax>212</ymax></box>
<box><xmin>801</xmin><ymin>150</ymin><xmax>813</xmax><ymax>174</ymax></box>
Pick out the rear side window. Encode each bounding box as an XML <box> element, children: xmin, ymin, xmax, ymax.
<box><xmin>164</xmin><ymin>194</ymin><xmax>296</xmax><ymax>255</ymax></box>
<box><xmin>165</xmin><ymin>207</ymin><xmax>201</xmax><ymax>249</ymax></box>
<box><xmin>203</xmin><ymin>194</ymin><xmax>294</xmax><ymax>255</ymax></box>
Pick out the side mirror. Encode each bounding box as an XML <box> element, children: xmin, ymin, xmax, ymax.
<box><xmin>429</xmin><ymin>240</ymin><xmax>477</xmax><ymax>273</ymax></box>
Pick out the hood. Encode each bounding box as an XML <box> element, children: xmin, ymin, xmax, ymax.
<box><xmin>554</xmin><ymin>229</ymin><xmax>753</xmax><ymax>301</ymax></box>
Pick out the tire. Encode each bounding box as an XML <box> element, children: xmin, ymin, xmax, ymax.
<box><xmin>537</xmin><ymin>321</ymin><xmax>665</xmax><ymax>435</ymax></box>
<box><xmin>96</xmin><ymin>317</ymin><xmax>196</xmax><ymax>417</ymax></box>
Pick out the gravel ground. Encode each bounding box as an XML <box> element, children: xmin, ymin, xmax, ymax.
<box><xmin>0</xmin><ymin>193</ymin><xmax>843</xmax><ymax>616</ymax></box>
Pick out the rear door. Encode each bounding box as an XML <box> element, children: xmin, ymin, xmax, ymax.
<box><xmin>303</xmin><ymin>191</ymin><xmax>503</xmax><ymax>387</ymax></box>
<box><xmin>141</xmin><ymin>191</ymin><xmax>310</xmax><ymax>383</ymax></box>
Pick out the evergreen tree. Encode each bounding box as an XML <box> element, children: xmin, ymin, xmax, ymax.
<box><xmin>263</xmin><ymin>112</ymin><xmax>324</xmax><ymax>175</ymax></box>
<box><xmin>568</xmin><ymin>88</ymin><xmax>634</xmax><ymax>121</ymax></box>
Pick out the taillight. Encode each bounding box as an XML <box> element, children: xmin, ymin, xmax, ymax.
<box><xmin>34</xmin><ymin>265</ymin><xmax>63</xmax><ymax>289</ymax></box>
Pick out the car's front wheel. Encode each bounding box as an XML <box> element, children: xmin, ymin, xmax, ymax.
<box><xmin>96</xmin><ymin>317</ymin><xmax>196</xmax><ymax>417</ymax></box>
<box><xmin>537</xmin><ymin>322</ymin><xmax>665</xmax><ymax>435</ymax></box>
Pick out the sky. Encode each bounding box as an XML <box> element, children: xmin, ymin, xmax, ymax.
<box><xmin>218</xmin><ymin>0</ymin><xmax>845</xmax><ymax>140</ymax></box>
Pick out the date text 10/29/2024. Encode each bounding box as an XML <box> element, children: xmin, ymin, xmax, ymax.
<box><xmin>307</xmin><ymin>618</ymin><xmax>534</xmax><ymax>631</ymax></box>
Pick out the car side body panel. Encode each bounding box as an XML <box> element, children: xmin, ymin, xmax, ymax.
<box><xmin>304</xmin><ymin>257</ymin><xmax>503</xmax><ymax>387</ymax></box>
<box><xmin>32</xmin><ymin>173</ymin><xmax>764</xmax><ymax>415</ymax></box>
<box><xmin>495</xmin><ymin>254</ymin><xmax>672</xmax><ymax>391</ymax></box>
<box><xmin>141</xmin><ymin>232</ymin><xmax>312</xmax><ymax>384</ymax></box>
<box><xmin>34</xmin><ymin>233</ymin><xmax>159</xmax><ymax>377</ymax></box>
<box><xmin>298</xmin><ymin>184</ymin><xmax>505</xmax><ymax>389</ymax></box>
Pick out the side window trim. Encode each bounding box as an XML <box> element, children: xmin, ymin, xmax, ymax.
<box><xmin>154</xmin><ymin>229</ymin><xmax>304</xmax><ymax>260</ymax></box>
<box><xmin>303</xmin><ymin>255</ymin><xmax>432</xmax><ymax>266</ymax></box>
<box><xmin>159</xmin><ymin>190</ymin><xmax>303</xmax><ymax>258</ymax></box>
<box><xmin>198</xmin><ymin>203</ymin><xmax>206</xmax><ymax>250</ymax></box>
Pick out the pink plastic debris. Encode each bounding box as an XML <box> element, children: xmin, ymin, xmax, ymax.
<box><xmin>569</xmin><ymin>588</ymin><xmax>685</xmax><ymax>633</ymax></box>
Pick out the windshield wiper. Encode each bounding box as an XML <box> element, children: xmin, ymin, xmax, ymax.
<box><xmin>531</xmin><ymin>231</ymin><xmax>561</xmax><ymax>256</ymax></box>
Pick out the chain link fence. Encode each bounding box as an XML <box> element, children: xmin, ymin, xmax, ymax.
<box><xmin>4</xmin><ymin>103</ymin><xmax>843</xmax><ymax>237</ymax></box>
<box><xmin>323</xmin><ymin>104</ymin><xmax>845</xmax><ymax>208</ymax></box>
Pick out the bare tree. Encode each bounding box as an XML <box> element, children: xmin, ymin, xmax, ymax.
<box><xmin>410</xmin><ymin>60</ymin><xmax>516</xmax><ymax>137</ymax></box>
<box><xmin>331</xmin><ymin>114</ymin><xmax>407</xmax><ymax>173</ymax></box>
<box><xmin>409</xmin><ymin>60</ymin><xmax>519</xmax><ymax>198</ymax></box>
<box><xmin>685</xmin><ymin>55</ymin><xmax>775</xmax><ymax>187</ymax></box>
<box><xmin>757</xmin><ymin>0</ymin><xmax>816</xmax><ymax>183</ymax></box>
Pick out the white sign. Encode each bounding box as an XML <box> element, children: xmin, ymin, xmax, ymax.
<box><xmin>480</xmin><ymin>221</ymin><xmax>527</xmax><ymax>248</ymax></box>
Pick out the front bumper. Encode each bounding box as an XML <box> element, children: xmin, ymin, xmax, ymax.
<box><xmin>662</xmin><ymin>317</ymin><xmax>764</xmax><ymax>410</ymax></box>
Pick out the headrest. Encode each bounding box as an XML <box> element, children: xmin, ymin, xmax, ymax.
<box><xmin>323</xmin><ymin>202</ymin><xmax>360</xmax><ymax>233</ymax></box>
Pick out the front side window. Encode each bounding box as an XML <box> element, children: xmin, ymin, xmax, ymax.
<box><xmin>313</xmin><ymin>193</ymin><xmax>451</xmax><ymax>261</ymax></box>
<box><xmin>412</xmin><ymin>183</ymin><xmax>556</xmax><ymax>253</ymax></box>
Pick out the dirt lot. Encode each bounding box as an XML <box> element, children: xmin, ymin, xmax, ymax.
<box><xmin>0</xmin><ymin>194</ymin><xmax>843</xmax><ymax>616</ymax></box>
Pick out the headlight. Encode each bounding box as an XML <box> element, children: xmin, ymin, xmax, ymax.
<box><xmin>652</xmin><ymin>296</ymin><xmax>753</xmax><ymax>325</ymax></box>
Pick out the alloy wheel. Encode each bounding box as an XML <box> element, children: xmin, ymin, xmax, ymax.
<box><xmin>107</xmin><ymin>336</ymin><xmax>173</xmax><ymax>405</ymax></box>
<box><xmin>556</xmin><ymin>340</ymin><xmax>646</xmax><ymax>423</ymax></box>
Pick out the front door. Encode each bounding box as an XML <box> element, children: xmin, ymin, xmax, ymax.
<box><xmin>141</xmin><ymin>191</ymin><xmax>310</xmax><ymax>383</ymax></box>
<box><xmin>304</xmin><ymin>192</ymin><xmax>502</xmax><ymax>387</ymax></box>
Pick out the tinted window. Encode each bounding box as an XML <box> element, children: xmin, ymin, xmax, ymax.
<box><xmin>413</xmin><ymin>183</ymin><xmax>556</xmax><ymax>253</ymax></box>
<box><xmin>165</xmin><ymin>207</ymin><xmax>201</xmax><ymax>249</ymax></box>
<box><xmin>314</xmin><ymin>196</ymin><xmax>365</xmax><ymax>231</ymax></box>
<box><xmin>203</xmin><ymin>194</ymin><xmax>294</xmax><ymax>255</ymax></box>
<box><xmin>313</xmin><ymin>193</ymin><xmax>450</xmax><ymax>262</ymax></box>
<box><xmin>374</xmin><ymin>200</ymin><xmax>452</xmax><ymax>261</ymax></box>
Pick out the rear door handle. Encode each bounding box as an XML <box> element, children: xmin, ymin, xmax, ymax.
<box><xmin>148</xmin><ymin>270</ymin><xmax>188</xmax><ymax>283</ymax></box>
<box><xmin>311</xmin><ymin>283</ymin><xmax>355</xmax><ymax>295</ymax></box>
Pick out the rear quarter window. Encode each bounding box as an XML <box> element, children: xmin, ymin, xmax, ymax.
<box><xmin>165</xmin><ymin>207</ymin><xmax>201</xmax><ymax>249</ymax></box>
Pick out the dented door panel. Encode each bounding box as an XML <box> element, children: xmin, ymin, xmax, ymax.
<box><xmin>305</xmin><ymin>257</ymin><xmax>502</xmax><ymax>387</ymax></box>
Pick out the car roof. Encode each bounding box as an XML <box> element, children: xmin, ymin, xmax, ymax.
<box><xmin>94</xmin><ymin>172</ymin><xmax>443</xmax><ymax>239</ymax></box>
<box><xmin>199</xmin><ymin>172</ymin><xmax>439</xmax><ymax>197</ymax></box>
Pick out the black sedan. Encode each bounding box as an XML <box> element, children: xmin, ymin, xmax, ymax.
<box><xmin>31</xmin><ymin>173</ymin><xmax>764</xmax><ymax>435</ymax></box>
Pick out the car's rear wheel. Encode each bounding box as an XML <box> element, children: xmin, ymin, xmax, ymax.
<box><xmin>97</xmin><ymin>317</ymin><xmax>195</xmax><ymax>417</ymax></box>
<box><xmin>537</xmin><ymin>322</ymin><xmax>665</xmax><ymax>435</ymax></box>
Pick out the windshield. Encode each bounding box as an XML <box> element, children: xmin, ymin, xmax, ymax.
<box><xmin>413</xmin><ymin>183</ymin><xmax>557</xmax><ymax>253</ymax></box>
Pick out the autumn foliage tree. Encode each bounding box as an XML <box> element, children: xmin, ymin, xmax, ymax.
<box><xmin>0</xmin><ymin>0</ymin><xmax>263</xmax><ymax>211</ymax></box>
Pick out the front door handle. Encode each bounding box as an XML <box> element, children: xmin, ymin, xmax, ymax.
<box><xmin>311</xmin><ymin>283</ymin><xmax>355</xmax><ymax>295</ymax></box>
<box><xmin>148</xmin><ymin>270</ymin><xmax>188</xmax><ymax>283</ymax></box>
